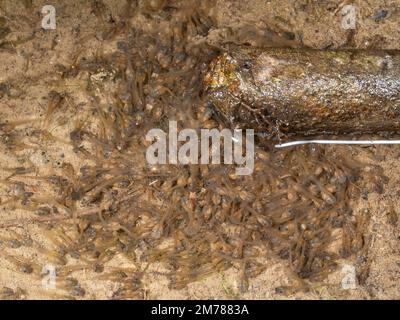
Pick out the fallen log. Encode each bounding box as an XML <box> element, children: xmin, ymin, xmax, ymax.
<box><xmin>204</xmin><ymin>46</ymin><xmax>400</xmax><ymax>137</ymax></box>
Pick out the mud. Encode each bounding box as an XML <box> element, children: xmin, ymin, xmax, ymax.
<box><xmin>0</xmin><ymin>0</ymin><xmax>400</xmax><ymax>300</ymax></box>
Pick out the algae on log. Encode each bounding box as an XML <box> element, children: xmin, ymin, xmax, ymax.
<box><xmin>204</xmin><ymin>47</ymin><xmax>400</xmax><ymax>137</ymax></box>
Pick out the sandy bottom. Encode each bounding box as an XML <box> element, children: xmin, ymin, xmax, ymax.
<box><xmin>0</xmin><ymin>0</ymin><xmax>400</xmax><ymax>300</ymax></box>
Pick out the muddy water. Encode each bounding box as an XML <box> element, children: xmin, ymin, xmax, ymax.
<box><xmin>0</xmin><ymin>0</ymin><xmax>399</xmax><ymax>300</ymax></box>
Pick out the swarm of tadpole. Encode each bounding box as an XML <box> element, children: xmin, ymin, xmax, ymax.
<box><xmin>0</xmin><ymin>0</ymin><xmax>387</xmax><ymax>299</ymax></box>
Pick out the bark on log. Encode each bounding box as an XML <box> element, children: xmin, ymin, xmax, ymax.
<box><xmin>204</xmin><ymin>47</ymin><xmax>400</xmax><ymax>137</ymax></box>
